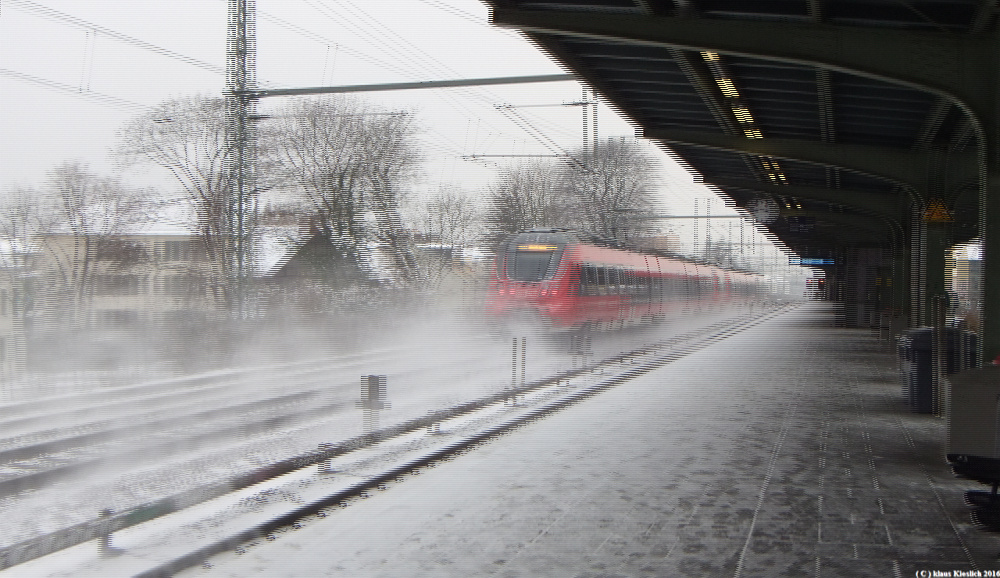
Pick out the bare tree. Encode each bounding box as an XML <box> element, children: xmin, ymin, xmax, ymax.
<box><xmin>13</xmin><ymin>163</ymin><xmax>151</xmax><ymax>327</ymax></box>
<box><xmin>484</xmin><ymin>159</ymin><xmax>571</xmax><ymax>242</ymax></box>
<box><xmin>562</xmin><ymin>137</ymin><xmax>658</xmax><ymax>240</ymax></box>
<box><xmin>0</xmin><ymin>187</ymin><xmax>56</xmax><ymax>269</ymax></box>
<box><xmin>364</xmin><ymin>111</ymin><xmax>422</xmax><ymax>281</ymax></box>
<box><xmin>415</xmin><ymin>187</ymin><xmax>482</xmax><ymax>248</ymax></box>
<box><xmin>117</xmin><ymin>96</ymin><xmax>246</xmax><ymax>307</ymax></box>
<box><xmin>266</xmin><ymin>96</ymin><xmax>421</xmax><ymax>283</ymax></box>
<box><xmin>408</xmin><ymin>187</ymin><xmax>483</xmax><ymax>285</ymax></box>
<box><xmin>0</xmin><ymin>187</ymin><xmax>58</xmax><ymax>352</ymax></box>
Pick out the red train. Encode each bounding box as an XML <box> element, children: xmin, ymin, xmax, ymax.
<box><xmin>486</xmin><ymin>228</ymin><xmax>765</xmax><ymax>330</ymax></box>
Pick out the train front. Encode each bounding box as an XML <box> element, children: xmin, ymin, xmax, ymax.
<box><xmin>485</xmin><ymin>230</ymin><xmax>578</xmax><ymax>331</ymax></box>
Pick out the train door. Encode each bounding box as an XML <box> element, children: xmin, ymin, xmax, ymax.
<box><xmin>652</xmin><ymin>256</ymin><xmax>665</xmax><ymax>319</ymax></box>
<box><xmin>608</xmin><ymin>267</ymin><xmax>620</xmax><ymax>325</ymax></box>
<box><xmin>619</xmin><ymin>266</ymin><xmax>635</xmax><ymax>328</ymax></box>
<box><xmin>641</xmin><ymin>256</ymin><xmax>657</xmax><ymax>321</ymax></box>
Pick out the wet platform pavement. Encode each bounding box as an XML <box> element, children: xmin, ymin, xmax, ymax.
<box><xmin>194</xmin><ymin>302</ymin><xmax>999</xmax><ymax>577</ymax></box>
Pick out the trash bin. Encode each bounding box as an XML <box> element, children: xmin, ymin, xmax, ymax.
<box><xmin>897</xmin><ymin>327</ymin><xmax>978</xmax><ymax>413</ymax></box>
<box><xmin>897</xmin><ymin>332</ymin><xmax>914</xmax><ymax>401</ymax></box>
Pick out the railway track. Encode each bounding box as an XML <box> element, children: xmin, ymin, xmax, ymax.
<box><xmin>0</xmin><ymin>345</ymin><xmax>411</xmax><ymax>427</ymax></box>
<box><xmin>0</xmin><ymin>327</ymin><xmax>521</xmax><ymax>558</ymax></box>
<box><xmin>0</xmin><ymin>343</ymin><xmax>435</xmax><ymax>487</ymax></box>
<box><xmin>0</xmin><ymin>304</ymin><xmax>793</xmax><ymax>575</ymax></box>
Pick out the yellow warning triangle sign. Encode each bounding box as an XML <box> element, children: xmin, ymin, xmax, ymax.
<box><xmin>923</xmin><ymin>199</ymin><xmax>953</xmax><ymax>223</ymax></box>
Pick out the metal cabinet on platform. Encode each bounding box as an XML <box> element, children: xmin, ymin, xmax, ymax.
<box><xmin>947</xmin><ymin>366</ymin><xmax>1000</xmax><ymax>486</ymax></box>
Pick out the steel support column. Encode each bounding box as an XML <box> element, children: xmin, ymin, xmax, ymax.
<box><xmin>925</xmin><ymin>221</ymin><xmax>951</xmax><ymax>327</ymax></box>
<box><xmin>983</xmin><ymin>150</ymin><xmax>1000</xmax><ymax>362</ymax></box>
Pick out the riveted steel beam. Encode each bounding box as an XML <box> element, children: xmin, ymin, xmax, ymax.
<box><xmin>491</xmin><ymin>8</ymin><xmax>997</xmax><ymax>119</ymax></box>
<box><xmin>707</xmin><ymin>177</ymin><xmax>904</xmax><ymax>222</ymax></box>
<box><xmin>642</xmin><ymin>128</ymin><xmax>977</xmax><ymax>196</ymax></box>
<box><xmin>778</xmin><ymin>209</ymin><xmax>893</xmax><ymax>238</ymax></box>
<box><xmin>783</xmin><ymin>227</ymin><xmax>886</xmax><ymax>248</ymax></box>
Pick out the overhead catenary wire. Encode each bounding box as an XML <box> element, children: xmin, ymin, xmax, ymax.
<box><xmin>495</xmin><ymin>105</ymin><xmax>588</xmax><ymax>170</ymax></box>
<box><xmin>255</xmin><ymin>8</ymin><xmax>415</xmax><ymax>80</ymax></box>
<box><xmin>0</xmin><ymin>68</ymin><xmax>150</xmax><ymax>112</ymax></box>
<box><xmin>79</xmin><ymin>28</ymin><xmax>96</xmax><ymax>93</ymax></box>
<box><xmin>2</xmin><ymin>0</ymin><xmax>239</xmax><ymax>113</ymax></box>
<box><xmin>6</xmin><ymin>0</ymin><xmax>226</xmax><ymax>75</ymax></box>
<box><xmin>4</xmin><ymin>0</ymin><xmax>591</xmax><ymax>185</ymax></box>
<box><xmin>294</xmin><ymin>1</ymin><xmax>511</xmax><ymax>114</ymax></box>
<box><xmin>496</xmin><ymin>106</ymin><xmax>568</xmax><ymax>157</ymax></box>
<box><xmin>252</xmin><ymin>6</ymin><xmax>501</xmax><ymax>167</ymax></box>
<box><xmin>287</xmin><ymin>0</ymin><xmax>585</xmax><ymax>164</ymax></box>
<box><xmin>310</xmin><ymin>0</ymin><xmax>456</xmax><ymax>80</ymax></box>
<box><xmin>253</xmin><ymin>1</ymin><xmax>595</xmax><ymax>174</ymax></box>
<box><xmin>414</xmin><ymin>0</ymin><xmax>521</xmax><ymax>37</ymax></box>
<box><xmin>4</xmin><ymin>0</ymin><xmax>541</xmax><ymax>158</ymax></box>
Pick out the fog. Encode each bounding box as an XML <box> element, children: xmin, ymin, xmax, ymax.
<box><xmin>0</xmin><ymin>264</ymin><xmax>779</xmax><ymax>551</ymax></box>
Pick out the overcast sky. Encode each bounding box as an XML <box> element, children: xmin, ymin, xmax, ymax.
<box><xmin>1</xmin><ymin>0</ymin><xmax>637</xmax><ymax>189</ymax></box>
<box><xmin>0</xmin><ymin>0</ymin><xmax>806</xmax><ymax>274</ymax></box>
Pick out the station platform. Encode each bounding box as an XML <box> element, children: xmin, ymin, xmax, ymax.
<box><xmin>193</xmin><ymin>302</ymin><xmax>998</xmax><ymax>577</ymax></box>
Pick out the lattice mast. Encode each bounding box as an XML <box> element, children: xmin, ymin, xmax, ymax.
<box><xmin>225</xmin><ymin>0</ymin><xmax>258</xmax><ymax>315</ymax></box>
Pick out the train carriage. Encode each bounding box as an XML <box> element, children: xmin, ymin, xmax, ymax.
<box><xmin>486</xmin><ymin>228</ymin><xmax>764</xmax><ymax>330</ymax></box>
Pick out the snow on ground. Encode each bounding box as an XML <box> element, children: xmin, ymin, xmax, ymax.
<box><xmin>1</xmin><ymin>304</ymin><xmax>760</xmax><ymax>575</ymax></box>
<box><xmin>155</xmin><ymin>302</ymin><xmax>987</xmax><ymax>577</ymax></box>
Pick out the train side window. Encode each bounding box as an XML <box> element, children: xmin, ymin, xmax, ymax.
<box><xmin>632</xmin><ymin>273</ymin><xmax>651</xmax><ymax>302</ymax></box>
<box><xmin>579</xmin><ymin>264</ymin><xmax>598</xmax><ymax>296</ymax></box>
<box><xmin>606</xmin><ymin>268</ymin><xmax>619</xmax><ymax>295</ymax></box>
<box><xmin>635</xmin><ymin>272</ymin><xmax>644</xmax><ymax>295</ymax></box>
<box><xmin>625</xmin><ymin>271</ymin><xmax>636</xmax><ymax>297</ymax></box>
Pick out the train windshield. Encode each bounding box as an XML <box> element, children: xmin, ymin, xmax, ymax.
<box><xmin>501</xmin><ymin>234</ymin><xmax>568</xmax><ymax>281</ymax></box>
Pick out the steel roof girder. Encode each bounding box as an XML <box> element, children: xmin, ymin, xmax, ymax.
<box><xmin>707</xmin><ymin>177</ymin><xmax>904</xmax><ymax>221</ymax></box>
<box><xmin>782</xmin><ymin>226</ymin><xmax>887</xmax><ymax>247</ymax></box>
<box><xmin>491</xmin><ymin>8</ymin><xmax>998</xmax><ymax>121</ymax></box>
<box><xmin>641</xmin><ymin>127</ymin><xmax>977</xmax><ymax>198</ymax></box>
<box><xmin>779</xmin><ymin>209</ymin><xmax>893</xmax><ymax>238</ymax></box>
